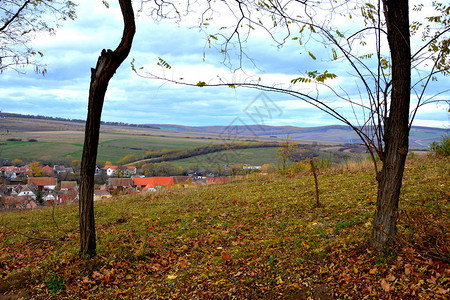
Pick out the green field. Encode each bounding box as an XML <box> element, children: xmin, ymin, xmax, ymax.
<box><xmin>0</xmin><ymin>131</ymin><xmax>230</xmax><ymax>164</ymax></box>
<box><xmin>172</xmin><ymin>147</ymin><xmax>280</xmax><ymax>167</ymax></box>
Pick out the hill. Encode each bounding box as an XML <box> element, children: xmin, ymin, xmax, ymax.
<box><xmin>0</xmin><ymin>156</ymin><xmax>448</xmax><ymax>298</ymax></box>
<box><xmin>151</xmin><ymin>124</ymin><xmax>447</xmax><ymax>148</ymax></box>
<box><xmin>0</xmin><ymin>112</ymin><xmax>446</xmax><ymax>166</ymax></box>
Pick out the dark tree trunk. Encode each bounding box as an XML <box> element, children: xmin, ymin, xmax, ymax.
<box><xmin>371</xmin><ymin>0</ymin><xmax>411</xmax><ymax>249</ymax></box>
<box><xmin>79</xmin><ymin>0</ymin><xmax>135</xmax><ymax>257</ymax></box>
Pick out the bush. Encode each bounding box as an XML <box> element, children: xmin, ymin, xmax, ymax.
<box><xmin>429</xmin><ymin>136</ymin><xmax>450</xmax><ymax>156</ymax></box>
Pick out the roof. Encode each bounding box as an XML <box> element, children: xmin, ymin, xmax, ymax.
<box><xmin>127</xmin><ymin>166</ymin><xmax>136</xmax><ymax>170</ymax></box>
<box><xmin>94</xmin><ymin>190</ymin><xmax>111</xmax><ymax>196</ymax></box>
<box><xmin>132</xmin><ymin>177</ymin><xmax>174</xmax><ymax>187</ymax></box>
<box><xmin>28</xmin><ymin>177</ymin><xmax>57</xmax><ymax>187</ymax></box>
<box><xmin>173</xmin><ymin>176</ymin><xmax>190</xmax><ymax>184</ymax></box>
<box><xmin>104</xmin><ymin>165</ymin><xmax>118</xmax><ymax>170</ymax></box>
<box><xmin>61</xmin><ymin>181</ymin><xmax>78</xmax><ymax>189</ymax></box>
<box><xmin>108</xmin><ymin>178</ymin><xmax>133</xmax><ymax>187</ymax></box>
<box><xmin>42</xmin><ymin>165</ymin><xmax>53</xmax><ymax>172</ymax></box>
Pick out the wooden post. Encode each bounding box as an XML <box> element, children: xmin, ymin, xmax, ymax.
<box><xmin>310</xmin><ymin>159</ymin><xmax>320</xmax><ymax>207</ymax></box>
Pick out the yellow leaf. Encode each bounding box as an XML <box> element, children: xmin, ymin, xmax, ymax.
<box><xmin>167</xmin><ymin>274</ymin><xmax>177</xmax><ymax>280</ymax></box>
<box><xmin>276</xmin><ymin>276</ymin><xmax>283</xmax><ymax>284</ymax></box>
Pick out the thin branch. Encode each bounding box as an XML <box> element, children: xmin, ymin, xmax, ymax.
<box><xmin>0</xmin><ymin>0</ymin><xmax>31</xmax><ymax>32</ymax></box>
<box><xmin>0</xmin><ymin>223</ymin><xmax>57</xmax><ymax>242</ymax></box>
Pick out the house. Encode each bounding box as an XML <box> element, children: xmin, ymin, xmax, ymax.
<box><xmin>123</xmin><ymin>166</ymin><xmax>137</xmax><ymax>177</ymax></box>
<box><xmin>1</xmin><ymin>195</ymin><xmax>38</xmax><ymax>210</ymax></box>
<box><xmin>0</xmin><ymin>166</ymin><xmax>28</xmax><ymax>184</ymax></box>
<box><xmin>58</xmin><ymin>188</ymin><xmax>79</xmax><ymax>204</ymax></box>
<box><xmin>132</xmin><ymin>177</ymin><xmax>174</xmax><ymax>190</ymax></box>
<box><xmin>43</xmin><ymin>192</ymin><xmax>57</xmax><ymax>203</ymax></box>
<box><xmin>17</xmin><ymin>184</ymin><xmax>37</xmax><ymax>199</ymax></box>
<box><xmin>27</xmin><ymin>177</ymin><xmax>57</xmax><ymax>190</ymax></box>
<box><xmin>207</xmin><ymin>177</ymin><xmax>231</xmax><ymax>184</ymax></box>
<box><xmin>60</xmin><ymin>181</ymin><xmax>78</xmax><ymax>190</ymax></box>
<box><xmin>53</xmin><ymin>165</ymin><xmax>73</xmax><ymax>174</ymax></box>
<box><xmin>103</xmin><ymin>165</ymin><xmax>137</xmax><ymax>177</ymax></box>
<box><xmin>94</xmin><ymin>190</ymin><xmax>112</xmax><ymax>201</ymax></box>
<box><xmin>103</xmin><ymin>165</ymin><xmax>119</xmax><ymax>176</ymax></box>
<box><xmin>42</xmin><ymin>165</ymin><xmax>55</xmax><ymax>176</ymax></box>
<box><xmin>243</xmin><ymin>164</ymin><xmax>262</xmax><ymax>170</ymax></box>
<box><xmin>108</xmin><ymin>178</ymin><xmax>133</xmax><ymax>190</ymax></box>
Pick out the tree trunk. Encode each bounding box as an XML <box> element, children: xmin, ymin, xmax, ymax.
<box><xmin>371</xmin><ymin>0</ymin><xmax>411</xmax><ymax>249</ymax></box>
<box><xmin>79</xmin><ymin>0</ymin><xmax>135</xmax><ymax>257</ymax></box>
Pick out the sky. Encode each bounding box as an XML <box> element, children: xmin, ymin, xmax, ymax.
<box><xmin>0</xmin><ymin>0</ymin><xmax>449</xmax><ymax>129</ymax></box>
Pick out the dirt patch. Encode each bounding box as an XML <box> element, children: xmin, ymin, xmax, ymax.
<box><xmin>286</xmin><ymin>284</ymin><xmax>334</xmax><ymax>300</ymax></box>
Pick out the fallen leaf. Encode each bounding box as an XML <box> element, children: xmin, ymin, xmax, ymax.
<box><xmin>167</xmin><ymin>274</ymin><xmax>177</xmax><ymax>280</ymax></box>
<box><xmin>381</xmin><ymin>279</ymin><xmax>392</xmax><ymax>293</ymax></box>
<box><xmin>369</xmin><ymin>268</ymin><xmax>377</xmax><ymax>275</ymax></box>
<box><xmin>222</xmin><ymin>252</ymin><xmax>231</xmax><ymax>262</ymax></box>
<box><xmin>404</xmin><ymin>264</ymin><xmax>412</xmax><ymax>275</ymax></box>
<box><xmin>386</xmin><ymin>274</ymin><xmax>396</xmax><ymax>282</ymax></box>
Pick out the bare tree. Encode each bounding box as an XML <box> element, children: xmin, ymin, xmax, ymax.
<box><xmin>0</xmin><ymin>0</ymin><xmax>76</xmax><ymax>73</ymax></box>
<box><xmin>138</xmin><ymin>0</ymin><xmax>449</xmax><ymax>249</ymax></box>
<box><xmin>79</xmin><ymin>0</ymin><xmax>135</xmax><ymax>257</ymax></box>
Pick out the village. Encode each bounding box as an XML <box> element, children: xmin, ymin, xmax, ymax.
<box><xmin>0</xmin><ymin>163</ymin><xmax>243</xmax><ymax>211</ymax></box>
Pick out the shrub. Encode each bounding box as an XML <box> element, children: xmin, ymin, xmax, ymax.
<box><xmin>429</xmin><ymin>136</ymin><xmax>450</xmax><ymax>157</ymax></box>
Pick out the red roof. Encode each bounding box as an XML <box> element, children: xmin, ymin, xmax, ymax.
<box><xmin>132</xmin><ymin>177</ymin><xmax>174</xmax><ymax>187</ymax></box>
<box><xmin>28</xmin><ymin>177</ymin><xmax>57</xmax><ymax>187</ymax></box>
<box><xmin>104</xmin><ymin>165</ymin><xmax>118</xmax><ymax>170</ymax></box>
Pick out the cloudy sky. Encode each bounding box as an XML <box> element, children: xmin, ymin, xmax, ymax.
<box><xmin>0</xmin><ymin>0</ymin><xmax>448</xmax><ymax>128</ymax></box>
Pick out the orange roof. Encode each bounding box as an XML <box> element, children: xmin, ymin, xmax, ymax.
<box><xmin>132</xmin><ymin>177</ymin><xmax>174</xmax><ymax>187</ymax></box>
<box><xmin>28</xmin><ymin>177</ymin><xmax>57</xmax><ymax>187</ymax></box>
<box><xmin>104</xmin><ymin>165</ymin><xmax>118</xmax><ymax>170</ymax></box>
<box><xmin>42</xmin><ymin>165</ymin><xmax>53</xmax><ymax>172</ymax></box>
<box><xmin>127</xmin><ymin>166</ymin><xmax>136</xmax><ymax>170</ymax></box>
<box><xmin>61</xmin><ymin>181</ymin><xmax>78</xmax><ymax>189</ymax></box>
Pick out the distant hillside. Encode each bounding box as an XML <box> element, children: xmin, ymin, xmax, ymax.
<box><xmin>150</xmin><ymin>124</ymin><xmax>448</xmax><ymax>149</ymax></box>
<box><xmin>0</xmin><ymin>112</ymin><xmax>446</xmax><ymax>148</ymax></box>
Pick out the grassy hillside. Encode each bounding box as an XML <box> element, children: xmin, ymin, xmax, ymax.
<box><xmin>1</xmin><ymin>156</ymin><xmax>448</xmax><ymax>299</ymax></box>
<box><xmin>0</xmin><ymin>131</ymin><xmax>229</xmax><ymax>164</ymax></box>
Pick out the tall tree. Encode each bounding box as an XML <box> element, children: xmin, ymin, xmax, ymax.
<box><xmin>79</xmin><ymin>0</ymin><xmax>135</xmax><ymax>256</ymax></box>
<box><xmin>139</xmin><ymin>0</ymin><xmax>449</xmax><ymax>249</ymax></box>
<box><xmin>370</xmin><ymin>0</ymin><xmax>411</xmax><ymax>248</ymax></box>
<box><xmin>0</xmin><ymin>0</ymin><xmax>76</xmax><ymax>73</ymax></box>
